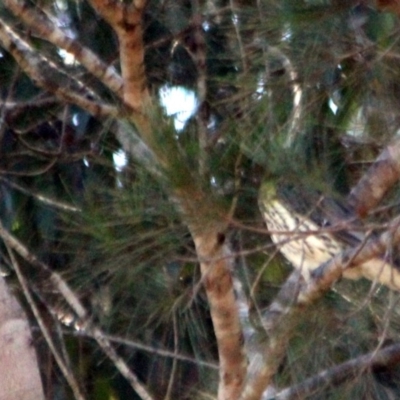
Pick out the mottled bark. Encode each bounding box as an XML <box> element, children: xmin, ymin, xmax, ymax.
<box><xmin>193</xmin><ymin>232</ymin><xmax>247</xmax><ymax>400</ymax></box>
<box><xmin>87</xmin><ymin>0</ymin><xmax>149</xmax><ymax>110</ymax></box>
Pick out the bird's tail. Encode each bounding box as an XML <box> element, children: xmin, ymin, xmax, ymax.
<box><xmin>359</xmin><ymin>258</ymin><xmax>400</xmax><ymax>291</ymax></box>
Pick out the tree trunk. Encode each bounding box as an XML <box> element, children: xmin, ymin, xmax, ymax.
<box><xmin>0</xmin><ymin>275</ymin><xmax>44</xmax><ymax>400</ymax></box>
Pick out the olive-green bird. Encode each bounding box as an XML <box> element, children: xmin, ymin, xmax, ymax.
<box><xmin>259</xmin><ymin>180</ymin><xmax>400</xmax><ymax>290</ymax></box>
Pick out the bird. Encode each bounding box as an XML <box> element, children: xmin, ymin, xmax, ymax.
<box><xmin>258</xmin><ymin>179</ymin><xmax>400</xmax><ymax>290</ymax></box>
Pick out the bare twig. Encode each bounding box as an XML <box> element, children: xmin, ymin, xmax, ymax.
<box><xmin>0</xmin><ymin>157</ymin><xmax>58</xmax><ymax>177</ymax></box>
<box><xmin>69</xmin><ymin>331</ymin><xmax>218</xmax><ymax>369</ymax></box>
<box><xmin>0</xmin><ymin>19</ymin><xmax>118</xmax><ymax>118</ymax></box>
<box><xmin>0</xmin><ymin>96</ymin><xmax>59</xmax><ymax>113</ymax></box>
<box><xmin>188</xmin><ymin>5</ymin><xmax>208</xmax><ymax>177</ymax></box>
<box><xmin>6</xmin><ymin>247</ymin><xmax>86</xmax><ymax>400</ymax></box>
<box><xmin>0</xmin><ymin>177</ymin><xmax>81</xmax><ymax>212</ymax></box>
<box><xmin>164</xmin><ymin>309</ymin><xmax>179</xmax><ymax>400</ymax></box>
<box><xmin>274</xmin><ymin>343</ymin><xmax>400</xmax><ymax>399</ymax></box>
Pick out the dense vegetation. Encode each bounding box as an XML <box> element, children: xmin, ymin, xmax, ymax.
<box><xmin>2</xmin><ymin>1</ymin><xmax>400</xmax><ymax>399</ymax></box>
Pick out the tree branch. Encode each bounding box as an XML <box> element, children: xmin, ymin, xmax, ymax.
<box><xmin>0</xmin><ymin>219</ymin><xmax>155</xmax><ymax>400</ymax></box>
<box><xmin>347</xmin><ymin>137</ymin><xmax>400</xmax><ymax>217</ymax></box>
<box><xmin>2</xmin><ymin>0</ymin><xmax>124</xmax><ymax>97</ymax></box>
<box><xmin>0</xmin><ymin>177</ymin><xmax>81</xmax><ymax>212</ymax></box>
<box><xmin>84</xmin><ymin>2</ymin><xmax>248</xmax><ymax>398</ymax></box>
<box><xmin>0</xmin><ymin>18</ymin><xmax>118</xmax><ymax>118</ymax></box>
<box><xmin>87</xmin><ymin>0</ymin><xmax>150</xmax><ymax>110</ymax></box>
<box><xmin>241</xmin><ymin>217</ymin><xmax>400</xmax><ymax>400</ymax></box>
<box><xmin>6</xmin><ymin>247</ymin><xmax>85</xmax><ymax>400</ymax></box>
<box><xmin>274</xmin><ymin>342</ymin><xmax>400</xmax><ymax>399</ymax></box>
<box><xmin>193</xmin><ymin>231</ymin><xmax>247</xmax><ymax>400</ymax></box>
<box><xmin>70</xmin><ymin>331</ymin><xmax>219</xmax><ymax>370</ymax></box>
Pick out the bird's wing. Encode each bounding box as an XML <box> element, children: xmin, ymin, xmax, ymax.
<box><xmin>277</xmin><ymin>183</ymin><xmax>361</xmax><ymax>247</ymax></box>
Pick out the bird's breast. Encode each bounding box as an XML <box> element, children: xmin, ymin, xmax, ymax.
<box><xmin>264</xmin><ymin>201</ymin><xmax>343</xmax><ymax>277</ymax></box>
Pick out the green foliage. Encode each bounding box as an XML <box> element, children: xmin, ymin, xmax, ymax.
<box><xmin>3</xmin><ymin>0</ymin><xmax>400</xmax><ymax>398</ymax></box>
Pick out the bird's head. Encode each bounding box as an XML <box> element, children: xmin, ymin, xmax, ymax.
<box><xmin>259</xmin><ymin>179</ymin><xmax>279</xmax><ymax>205</ymax></box>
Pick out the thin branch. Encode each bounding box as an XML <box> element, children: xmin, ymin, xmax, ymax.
<box><xmin>0</xmin><ymin>219</ymin><xmax>155</xmax><ymax>400</ymax></box>
<box><xmin>241</xmin><ymin>271</ymin><xmax>303</xmax><ymax>400</ymax></box>
<box><xmin>274</xmin><ymin>343</ymin><xmax>400</xmax><ymax>400</ymax></box>
<box><xmin>0</xmin><ymin>19</ymin><xmax>118</xmax><ymax>118</ymax></box>
<box><xmin>229</xmin><ymin>0</ymin><xmax>247</xmax><ymax>72</ymax></box>
<box><xmin>232</xmin><ymin>232</ymin><xmax>258</xmax><ymax>353</ymax></box>
<box><xmin>0</xmin><ymin>95</ymin><xmax>59</xmax><ymax>114</ymax></box>
<box><xmin>0</xmin><ymin>177</ymin><xmax>81</xmax><ymax>212</ymax></box>
<box><xmin>0</xmin><ymin>63</ymin><xmax>21</xmax><ymax>145</ymax></box>
<box><xmin>115</xmin><ymin>119</ymin><xmax>160</xmax><ymax>176</ymax></box>
<box><xmin>301</xmin><ymin>218</ymin><xmax>400</xmax><ymax>298</ymax></box>
<box><xmin>264</xmin><ymin>46</ymin><xmax>303</xmax><ymax>149</ymax></box>
<box><xmin>0</xmin><ymin>157</ymin><xmax>58</xmax><ymax>177</ymax></box>
<box><xmin>6</xmin><ymin>247</ymin><xmax>86</xmax><ymax>400</ymax></box>
<box><xmin>164</xmin><ymin>309</ymin><xmax>178</xmax><ymax>400</ymax></box>
<box><xmin>3</xmin><ymin>0</ymin><xmax>124</xmax><ymax>97</ymax></box>
<box><xmin>240</xmin><ymin>217</ymin><xmax>400</xmax><ymax>400</ymax></box>
<box><xmin>89</xmin><ymin>325</ymin><xmax>154</xmax><ymax>400</ymax></box>
<box><xmin>250</xmin><ymin>246</ymin><xmax>281</xmax><ymax>298</ymax></box>
<box><xmin>187</xmin><ymin>6</ymin><xmax>208</xmax><ymax>177</ymax></box>
<box><xmin>72</xmin><ymin>331</ymin><xmax>219</xmax><ymax>369</ymax></box>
